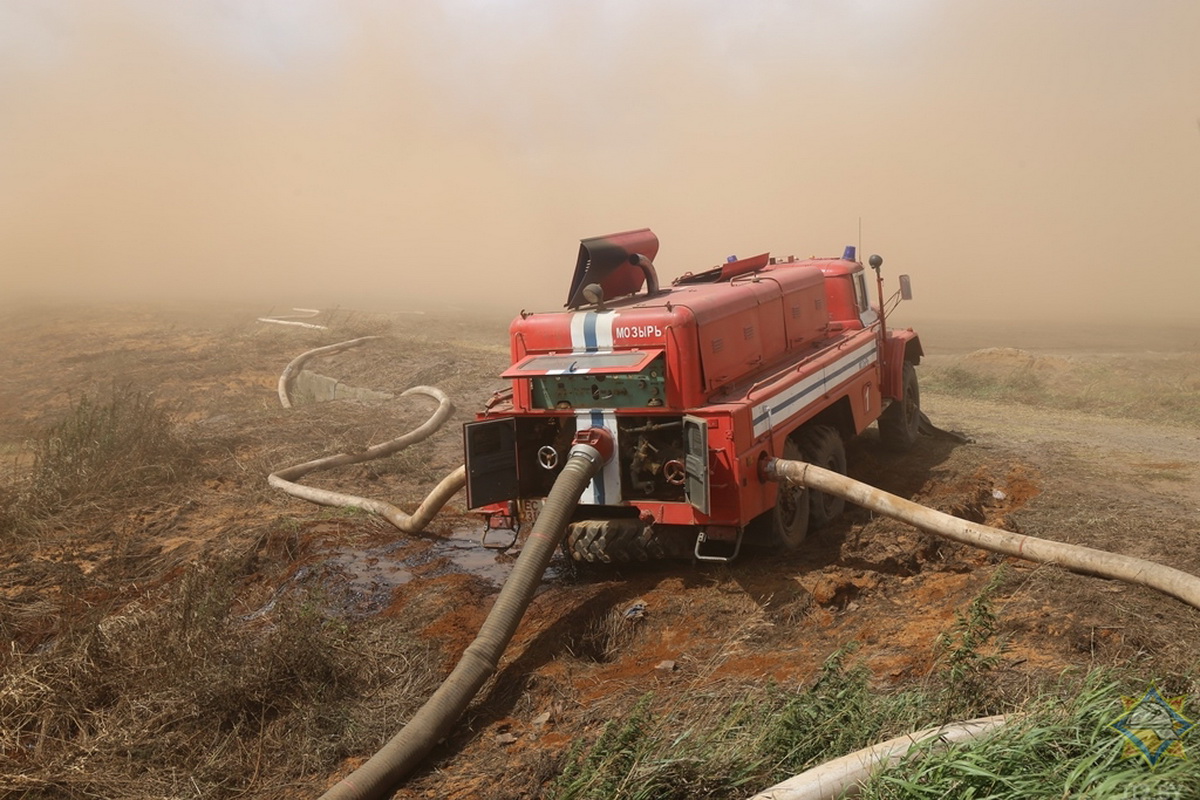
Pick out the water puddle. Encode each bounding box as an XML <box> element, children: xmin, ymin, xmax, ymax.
<box><xmin>389</xmin><ymin>526</ymin><xmax>523</xmax><ymax>586</ymax></box>
<box><xmin>264</xmin><ymin>527</ymin><xmax>565</xmax><ymax>619</ymax></box>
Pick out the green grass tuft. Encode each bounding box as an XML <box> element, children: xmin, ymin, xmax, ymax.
<box><xmin>932</xmin><ymin>567</ymin><xmax>1009</xmax><ymax>719</ymax></box>
<box><xmin>860</xmin><ymin>674</ymin><xmax>1200</xmax><ymax>799</ymax></box>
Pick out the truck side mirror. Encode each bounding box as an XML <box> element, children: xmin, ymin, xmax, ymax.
<box><xmin>899</xmin><ymin>274</ymin><xmax>913</xmax><ymax>301</ymax></box>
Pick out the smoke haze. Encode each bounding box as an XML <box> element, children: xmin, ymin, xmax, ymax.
<box><xmin>3</xmin><ymin>1</ymin><xmax>1198</xmax><ymax>323</ymax></box>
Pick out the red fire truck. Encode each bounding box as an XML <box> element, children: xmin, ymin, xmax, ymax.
<box><xmin>464</xmin><ymin>228</ymin><xmax>922</xmax><ymax>562</ymax></box>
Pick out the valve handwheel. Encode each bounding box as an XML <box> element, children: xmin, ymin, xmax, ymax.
<box><xmin>537</xmin><ymin>445</ymin><xmax>559</xmax><ymax>470</ymax></box>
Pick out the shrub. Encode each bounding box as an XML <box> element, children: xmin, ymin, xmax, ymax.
<box><xmin>2</xmin><ymin>384</ymin><xmax>196</xmax><ymax>532</ymax></box>
<box><xmin>932</xmin><ymin>567</ymin><xmax>1009</xmax><ymax>719</ymax></box>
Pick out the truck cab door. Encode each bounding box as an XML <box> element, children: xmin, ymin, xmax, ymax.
<box><xmin>683</xmin><ymin>415</ymin><xmax>710</xmax><ymax>516</ymax></box>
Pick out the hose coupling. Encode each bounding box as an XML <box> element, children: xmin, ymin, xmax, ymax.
<box><xmin>760</xmin><ymin>456</ymin><xmax>807</xmax><ymax>485</ymax></box>
<box><xmin>570</xmin><ymin>426</ymin><xmax>615</xmax><ymax>465</ymax></box>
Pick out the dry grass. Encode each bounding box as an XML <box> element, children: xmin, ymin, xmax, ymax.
<box><xmin>564</xmin><ymin>606</ymin><xmax>646</xmax><ymax>664</ymax></box>
<box><xmin>922</xmin><ymin>351</ymin><xmax>1200</xmax><ymax>428</ymax></box>
<box><xmin>0</xmin><ymin>543</ymin><xmax>442</xmax><ymax>798</ymax></box>
<box><xmin>0</xmin><ymin>347</ymin><xmax>451</xmax><ymax>798</ymax></box>
<box><xmin>2</xmin><ymin>308</ymin><xmax>1197</xmax><ymax>798</ymax></box>
<box><xmin>0</xmin><ymin>384</ymin><xmax>203</xmax><ymax>540</ymax></box>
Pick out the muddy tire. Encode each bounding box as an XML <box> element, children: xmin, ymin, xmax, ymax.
<box><xmin>880</xmin><ymin>361</ymin><xmax>921</xmax><ymax>451</ymax></box>
<box><xmin>566</xmin><ymin>520</ymin><xmax>668</xmax><ymax>563</ymax></box>
<box><xmin>751</xmin><ymin>438</ymin><xmax>810</xmax><ymax>550</ymax></box>
<box><xmin>799</xmin><ymin>424</ymin><xmax>847</xmax><ymax>528</ymax></box>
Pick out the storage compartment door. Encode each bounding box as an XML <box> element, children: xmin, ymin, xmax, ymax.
<box><xmin>683</xmin><ymin>415</ymin><xmax>710</xmax><ymax>516</ymax></box>
<box><xmin>464</xmin><ymin>418</ymin><xmax>518</xmax><ymax>509</ymax></box>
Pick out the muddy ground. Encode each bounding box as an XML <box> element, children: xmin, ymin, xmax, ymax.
<box><xmin>0</xmin><ymin>304</ymin><xmax>1197</xmax><ymax>798</ymax></box>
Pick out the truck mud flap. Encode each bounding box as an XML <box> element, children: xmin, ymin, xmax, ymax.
<box><xmin>464</xmin><ymin>417</ymin><xmax>519</xmax><ymax>509</ymax></box>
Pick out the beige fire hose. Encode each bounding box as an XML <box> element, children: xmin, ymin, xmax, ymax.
<box><xmin>747</xmin><ymin>714</ymin><xmax>1008</xmax><ymax>800</ymax></box>
<box><xmin>257</xmin><ymin>307</ymin><xmax>328</xmax><ymax>330</ymax></box>
<box><xmin>276</xmin><ymin>335</ymin><xmax>381</xmax><ymax>409</ymax></box>
<box><xmin>268</xmin><ymin>385</ymin><xmax>466</xmax><ymax>532</ymax></box>
<box><xmin>765</xmin><ymin>458</ymin><xmax>1200</xmax><ymax>612</ymax></box>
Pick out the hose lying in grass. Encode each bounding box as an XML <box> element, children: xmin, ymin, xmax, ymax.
<box><xmin>277</xmin><ymin>335</ymin><xmax>382</xmax><ymax>409</ymax></box>
<box><xmin>268</xmin><ymin>385</ymin><xmax>466</xmax><ymax>532</ymax></box>
<box><xmin>765</xmin><ymin>458</ymin><xmax>1200</xmax><ymax>613</ymax></box>
<box><xmin>319</xmin><ymin>436</ymin><xmax>611</xmax><ymax>800</ymax></box>
<box><xmin>747</xmin><ymin>715</ymin><xmax>1008</xmax><ymax>800</ymax></box>
<box><xmin>257</xmin><ymin>307</ymin><xmax>328</xmax><ymax>330</ymax></box>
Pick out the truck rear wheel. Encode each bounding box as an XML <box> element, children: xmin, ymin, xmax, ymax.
<box><xmin>753</xmin><ymin>438</ymin><xmax>810</xmax><ymax>550</ymax></box>
<box><xmin>879</xmin><ymin>361</ymin><xmax>920</xmax><ymax>451</ymax></box>
<box><xmin>566</xmin><ymin>519</ymin><xmax>690</xmax><ymax>563</ymax></box>
<box><xmin>800</xmin><ymin>425</ymin><xmax>846</xmax><ymax>528</ymax></box>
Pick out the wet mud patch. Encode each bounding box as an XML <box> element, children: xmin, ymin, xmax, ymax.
<box><xmin>267</xmin><ymin>525</ymin><xmax>570</xmax><ymax>620</ymax></box>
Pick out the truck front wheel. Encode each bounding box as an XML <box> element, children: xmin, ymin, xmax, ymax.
<box><xmin>879</xmin><ymin>361</ymin><xmax>920</xmax><ymax>451</ymax></box>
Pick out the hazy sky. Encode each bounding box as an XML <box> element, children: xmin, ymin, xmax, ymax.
<box><xmin>2</xmin><ymin>1</ymin><xmax>1198</xmax><ymax>322</ymax></box>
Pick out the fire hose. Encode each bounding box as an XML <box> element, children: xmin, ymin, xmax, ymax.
<box><xmin>747</xmin><ymin>714</ymin><xmax>1008</xmax><ymax>800</ymax></box>
<box><xmin>764</xmin><ymin>458</ymin><xmax>1200</xmax><ymax>612</ymax></box>
<box><xmin>268</xmin><ymin>386</ymin><xmax>466</xmax><ymax>532</ymax></box>
<box><xmin>276</xmin><ymin>335</ymin><xmax>381</xmax><ymax>409</ymax></box>
<box><xmin>318</xmin><ymin>429</ymin><xmax>614</xmax><ymax>800</ymax></box>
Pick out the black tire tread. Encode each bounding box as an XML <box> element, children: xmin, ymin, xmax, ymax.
<box><xmin>880</xmin><ymin>361</ymin><xmax>921</xmax><ymax>451</ymax></box>
<box><xmin>798</xmin><ymin>424</ymin><xmax>847</xmax><ymax>528</ymax></box>
<box><xmin>566</xmin><ymin>520</ymin><xmax>667</xmax><ymax>564</ymax></box>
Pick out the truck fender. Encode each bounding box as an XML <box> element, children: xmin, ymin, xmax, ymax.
<box><xmin>882</xmin><ymin>332</ymin><xmax>923</xmax><ymax>401</ymax></box>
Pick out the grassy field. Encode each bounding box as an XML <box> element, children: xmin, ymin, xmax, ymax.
<box><xmin>921</xmin><ymin>348</ymin><xmax>1200</xmax><ymax>429</ymax></box>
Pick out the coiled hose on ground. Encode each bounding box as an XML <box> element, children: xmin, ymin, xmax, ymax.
<box><xmin>318</xmin><ymin>435</ymin><xmax>611</xmax><ymax>800</ymax></box>
<box><xmin>268</xmin><ymin>385</ymin><xmax>466</xmax><ymax>532</ymax></box>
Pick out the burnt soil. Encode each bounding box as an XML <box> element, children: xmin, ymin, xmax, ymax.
<box><xmin>1</xmin><ymin>304</ymin><xmax>1198</xmax><ymax>798</ymax></box>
